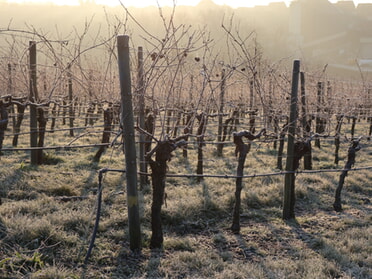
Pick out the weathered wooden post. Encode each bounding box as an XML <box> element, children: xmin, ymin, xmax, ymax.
<box><xmin>249</xmin><ymin>80</ymin><xmax>254</xmax><ymax>112</ymax></box>
<box><xmin>50</xmin><ymin>102</ymin><xmax>57</xmax><ymax>133</ymax></box>
<box><xmin>7</xmin><ymin>63</ymin><xmax>16</xmax><ymax>131</ymax></box>
<box><xmin>248</xmin><ymin>80</ymin><xmax>256</xmax><ymax>133</ymax></box>
<box><xmin>217</xmin><ymin>69</ymin><xmax>226</xmax><ymax>156</ymax></box>
<box><xmin>283</xmin><ymin>60</ymin><xmax>300</xmax><ymax>220</ymax></box>
<box><xmin>117</xmin><ymin>35</ymin><xmax>141</xmax><ymax>252</ymax></box>
<box><xmin>166</xmin><ymin>110</ymin><xmax>172</xmax><ymax>135</ymax></box>
<box><xmin>334</xmin><ymin>114</ymin><xmax>344</xmax><ymax>165</ymax></box>
<box><xmin>7</xmin><ymin>63</ymin><xmax>13</xmax><ymax>95</ymax></box>
<box><xmin>249</xmin><ymin>109</ymin><xmax>256</xmax><ymax>134</ymax></box>
<box><xmin>62</xmin><ymin>98</ymin><xmax>67</xmax><ymax>126</ymax></box>
<box><xmin>172</xmin><ymin>107</ymin><xmax>182</xmax><ymax>138</ymax></box>
<box><xmin>137</xmin><ymin>46</ymin><xmax>148</xmax><ymax>188</ymax></box>
<box><xmin>67</xmin><ymin>65</ymin><xmax>74</xmax><ymax>137</ymax></box>
<box><xmin>300</xmin><ymin>72</ymin><xmax>312</xmax><ymax>170</ymax></box>
<box><xmin>350</xmin><ymin>116</ymin><xmax>357</xmax><ymax>140</ymax></box>
<box><xmin>85</xmin><ymin>104</ymin><xmax>94</xmax><ymax>126</ymax></box>
<box><xmin>29</xmin><ymin>41</ymin><xmax>39</xmax><ymax>165</ymax></box>
<box><xmin>182</xmin><ymin>111</ymin><xmax>192</xmax><ymax>158</ymax></box>
<box><xmin>315</xmin><ymin>81</ymin><xmax>324</xmax><ymax>148</ymax></box>
<box><xmin>273</xmin><ymin>115</ymin><xmax>279</xmax><ymax>150</ymax></box>
<box><xmin>196</xmin><ymin>113</ymin><xmax>206</xmax><ymax>182</ymax></box>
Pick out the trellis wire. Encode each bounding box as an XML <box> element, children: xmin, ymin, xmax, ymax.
<box><xmin>1</xmin><ymin>143</ymin><xmax>111</xmax><ymax>151</ymax></box>
<box><xmin>137</xmin><ymin>165</ymin><xmax>372</xmax><ymax>179</ymax></box>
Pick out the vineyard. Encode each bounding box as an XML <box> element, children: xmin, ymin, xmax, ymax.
<box><xmin>0</xmin><ymin>5</ymin><xmax>372</xmax><ymax>279</ymax></box>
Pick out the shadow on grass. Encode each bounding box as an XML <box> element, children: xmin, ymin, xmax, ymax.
<box><xmin>145</xmin><ymin>249</ymin><xmax>164</xmax><ymax>279</ymax></box>
<box><xmin>111</xmin><ymin>247</ymin><xmax>161</xmax><ymax>278</ymax></box>
<box><xmin>115</xmin><ymin>250</ymin><xmax>146</xmax><ymax>278</ymax></box>
<box><xmin>0</xmin><ymin>216</ymin><xmax>7</xmax><ymax>240</ymax></box>
<box><xmin>286</xmin><ymin>218</ymin><xmax>350</xmax><ymax>278</ymax></box>
<box><xmin>79</xmin><ymin>161</ymin><xmax>102</xmax><ymax>195</ymax></box>
<box><xmin>161</xmin><ymin>197</ymin><xmax>229</xmax><ymax>236</ymax></box>
<box><xmin>0</xmin><ymin>166</ymin><xmax>38</xmax><ymax>200</ymax></box>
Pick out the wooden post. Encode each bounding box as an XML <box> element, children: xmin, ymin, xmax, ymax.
<box><xmin>166</xmin><ymin>110</ymin><xmax>172</xmax><ymax>135</ymax></box>
<box><xmin>7</xmin><ymin>63</ymin><xmax>13</xmax><ymax>95</ymax></box>
<box><xmin>273</xmin><ymin>115</ymin><xmax>278</xmax><ymax>150</ymax></box>
<box><xmin>183</xmin><ymin>74</ymin><xmax>194</xmax><ymax>159</ymax></box>
<box><xmin>137</xmin><ymin>46</ymin><xmax>148</xmax><ymax>188</ymax></box>
<box><xmin>350</xmin><ymin>116</ymin><xmax>356</xmax><ymax>140</ymax></box>
<box><xmin>283</xmin><ymin>60</ymin><xmax>300</xmax><ymax>220</ymax></box>
<box><xmin>249</xmin><ymin>80</ymin><xmax>256</xmax><ymax>133</ymax></box>
<box><xmin>217</xmin><ymin>69</ymin><xmax>225</xmax><ymax>156</ymax></box>
<box><xmin>249</xmin><ymin>80</ymin><xmax>254</xmax><ymax>111</ymax></box>
<box><xmin>85</xmin><ymin>104</ymin><xmax>93</xmax><ymax>126</ymax></box>
<box><xmin>315</xmin><ymin>82</ymin><xmax>323</xmax><ymax>148</ymax></box>
<box><xmin>249</xmin><ymin>110</ymin><xmax>256</xmax><ymax>133</ymax></box>
<box><xmin>172</xmin><ymin>109</ymin><xmax>182</xmax><ymax>138</ymax></box>
<box><xmin>196</xmin><ymin>113</ymin><xmax>206</xmax><ymax>182</ymax></box>
<box><xmin>68</xmin><ymin>65</ymin><xmax>74</xmax><ymax>137</ymax></box>
<box><xmin>182</xmin><ymin>112</ymin><xmax>192</xmax><ymax>158</ymax></box>
<box><xmin>62</xmin><ymin>98</ymin><xmax>67</xmax><ymax>126</ymax></box>
<box><xmin>7</xmin><ymin>63</ymin><xmax>16</xmax><ymax>131</ymax></box>
<box><xmin>50</xmin><ymin>103</ymin><xmax>57</xmax><ymax>133</ymax></box>
<box><xmin>300</xmin><ymin>72</ymin><xmax>312</xmax><ymax>170</ymax></box>
<box><xmin>29</xmin><ymin>41</ymin><xmax>39</xmax><ymax>165</ymax></box>
<box><xmin>117</xmin><ymin>35</ymin><xmax>141</xmax><ymax>252</ymax></box>
<box><xmin>334</xmin><ymin>114</ymin><xmax>343</xmax><ymax>165</ymax></box>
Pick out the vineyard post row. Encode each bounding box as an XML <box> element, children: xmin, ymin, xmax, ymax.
<box><xmin>4</xmin><ymin>37</ymin><xmax>369</xmax><ymax>254</ymax></box>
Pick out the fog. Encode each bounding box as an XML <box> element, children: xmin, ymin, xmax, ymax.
<box><xmin>1</xmin><ymin>0</ymin><xmax>372</xmax><ymax>77</ymax></box>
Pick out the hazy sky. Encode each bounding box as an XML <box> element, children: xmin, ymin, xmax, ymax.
<box><xmin>5</xmin><ymin>0</ymin><xmax>372</xmax><ymax>8</ymax></box>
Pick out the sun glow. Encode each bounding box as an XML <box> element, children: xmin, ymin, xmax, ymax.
<box><xmin>4</xmin><ymin>0</ymin><xmax>290</xmax><ymax>8</ymax></box>
<box><xmin>4</xmin><ymin>0</ymin><xmax>372</xmax><ymax>8</ymax></box>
